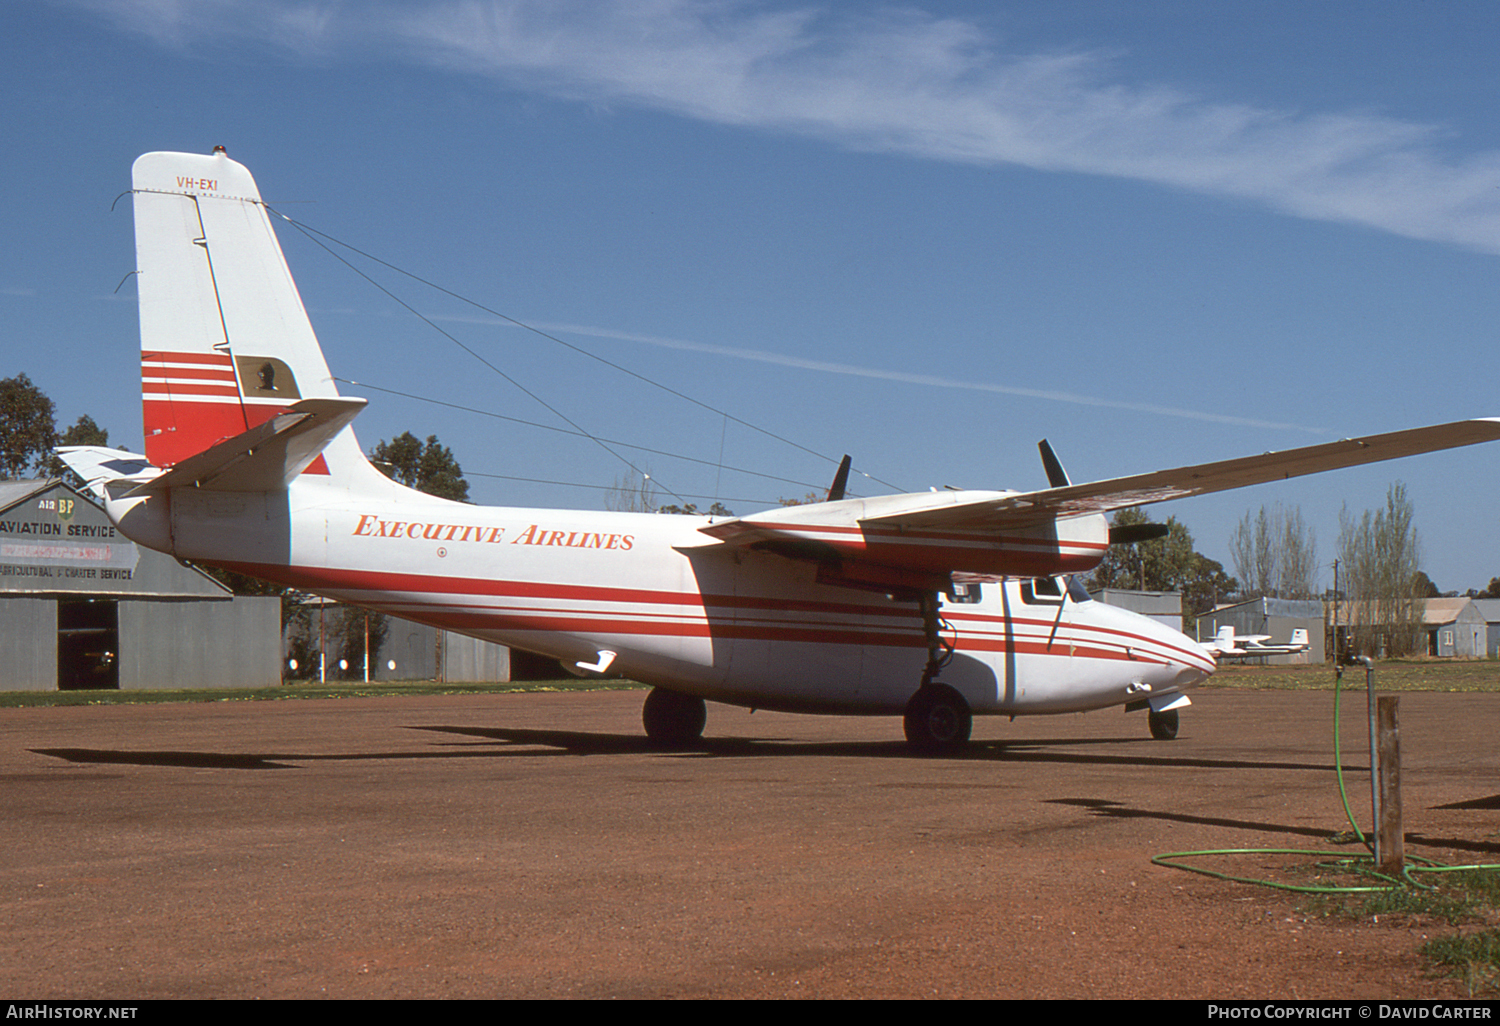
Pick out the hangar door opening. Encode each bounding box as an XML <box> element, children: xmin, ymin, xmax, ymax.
<box><xmin>58</xmin><ymin>598</ymin><xmax>119</xmax><ymax>690</ymax></box>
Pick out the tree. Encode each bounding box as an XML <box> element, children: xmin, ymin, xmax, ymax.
<box><xmin>1229</xmin><ymin>503</ymin><xmax>1318</xmax><ymax>599</ymax></box>
<box><xmin>370</xmin><ymin>432</ymin><xmax>470</xmax><ymax>502</ymax></box>
<box><xmin>44</xmin><ymin>414</ymin><xmax>111</xmax><ymax>481</ymax></box>
<box><xmin>1337</xmin><ymin>482</ymin><xmax>1424</xmax><ymax>658</ymax></box>
<box><xmin>658</xmin><ymin>501</ymin><xmax>733</xmax><ymax>516</ymax></box>
<box><xmin>58</xmin><ymin>414</ymin><xmax>109</xmax><ymax>448</ymax></box>
<box><xmin>604</xmin><ymin>468</ymin><xmax>656</xmax><ymax>512</ymax></box>
<box><xmin>1412</xmin><ymin>571</ymin><xmax>1442</xmax><ymax>599</ymax></box>
<box><xmin>1087</xmin><ymin>508</ymin><xmax>1237</xmax><ymax>631</ymax></box>
<box><xmin>0</xmin><ymin>373</ymin><xmax>58</xmax><ymax>478</ymax></box>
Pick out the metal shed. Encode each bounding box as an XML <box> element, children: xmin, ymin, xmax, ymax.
<box><xmin>1422</xmin><ymin>597</ymin><xmax>1487</xmax><ymax>658</ymax></box>
<box><xmin>0</xmin><ymin>480</ymin><xmax>280</xmax><ymax>690</ymax></box>
<box><xmin>1472</xmin><ymin>599</ymin><xmax>1500</xmax><ymax>659</ymax></box>
<box><xmin>286</xmin><ymin>598</ymin><xmax>518</xmax><ymax>682</ymax></box>
<box><xmin>1091</xmin><ymin>589</ymin><xmax>1184</xmax><ymax>632</ymax></box>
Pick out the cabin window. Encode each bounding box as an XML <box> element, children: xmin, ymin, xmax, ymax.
<box><xmin>947</xmin><ymin>582</ymin><xmax>982</xmax><ymax>604</ymax></box>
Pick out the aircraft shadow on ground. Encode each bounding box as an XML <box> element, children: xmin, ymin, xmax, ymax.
<box><xmin>30</xmin><ymin>747</ymin><xmax>299</xmax><ymax>770</ymax></box>
<box><xmin>28</xmin><ymin>737</ymin><xmax>1499</xmax><ymax>854</ymax></box>
<box><xmin>412</xmin><ymin>724</ymin><xmax>1357</xmax><ymax>774</ymax></box>
<box><xmin>1047</xmin><ymin>797</ymin><xmax>1500</xmax><ymax>855</ymax></box>
<box><xmin>1046</xmin><ymin>796</ymin><xmax>1349</xmax><ymax>842</ymax></box>
<box><xmin>29</xmin><ymin>727</ymin><xmax>1362</xmax><ymax>774</ymax></box>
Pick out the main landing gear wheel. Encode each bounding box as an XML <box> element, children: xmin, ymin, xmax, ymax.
<box><xmin>1147</xmin><ymin>709</ymin><xmax>1179</xmax><ymax>740</ymax></box>
<box><xmin>903</xmin><ymin>684</ymin><xmax>972</xmax><ymax>754</ymax></box>
<box><xmin>642</xmin><ymin>687</ymin><xmax>707</xmax><ymax>749</ymax></box>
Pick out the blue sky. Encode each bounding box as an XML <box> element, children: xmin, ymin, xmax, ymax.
<box><xmin>6</xmin><ymin>1</ymin><xmax>1499</xmax><ymax>594</ymax></box>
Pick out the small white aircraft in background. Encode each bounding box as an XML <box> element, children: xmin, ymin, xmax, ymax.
<box><xmin>57</xmin><ymin>150</ymin><xmax>1500</xmax><ymax>751</ymax></box>
<box><xmin>1203</xmin><ymin>626</ymin><xmax>1311</xmax><ymax>660</ymax></box>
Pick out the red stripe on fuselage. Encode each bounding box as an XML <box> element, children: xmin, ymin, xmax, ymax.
<box><xmin>215</xmin><ymin>559</ymin><xmax>1203</xmax><ymax>669</ymax></box>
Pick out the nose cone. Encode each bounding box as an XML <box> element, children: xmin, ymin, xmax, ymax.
<box><xmin>1095</xmin><ymin>602</ymin><xmax>1214</xmax><ymax>692</ymax></box>
<box><xmin>1142</xmin><ymin>616</ymin><xmax>1216</xmax><ymax>690</ymax></box>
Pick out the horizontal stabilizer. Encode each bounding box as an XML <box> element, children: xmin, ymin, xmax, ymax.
<box><xmin>53</xmin><ymin>447</ymin><xmax>159</xmax><ymax>501</ymax></box>
<box><xmin>127</xmin><ymin>397</ymin><xmax>366</xmax><ymax>494</ymax></box>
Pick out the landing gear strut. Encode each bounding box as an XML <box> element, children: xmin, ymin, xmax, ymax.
<box><xmin>903</xmin><ymin>592</ymin><xmax>971</xmax><ymax>753</ymax></box>
<box><xmin>916</xmin><ymin>592</ymin><xmax>954</xmax><ymax>689</ymax></box>
<box><xmin>642</xmin><ymin>687</ymin><xmax>706</xmax><ymax>748</ymax></box>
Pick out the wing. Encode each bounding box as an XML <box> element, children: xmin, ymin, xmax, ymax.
<box><xmin>860</xmin><ymin>418</ymin><xmax>1500</xmax><ymax>532</ymax></box>
<box><xmin>698</xmin><ymin>417</ymin><xmax>1500</xmax><ymax>584</ymax></box>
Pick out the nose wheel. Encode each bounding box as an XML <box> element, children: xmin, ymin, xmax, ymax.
<box><xmin>1147</xmin><ymin>709</ymin><xmax>1179</xmax><ymax>740</ymax></box>
<box><xmin>642</xmin><ymin>687</ymin><xmax>707</xmax><ymax>748</ymax></box>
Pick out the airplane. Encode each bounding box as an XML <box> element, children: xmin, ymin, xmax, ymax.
<box><xmin>56</xmin><ymin>149</ymin><xmax>1500</xmax><ymax>752</ymax></box>
<box><xmin>1202</xmin><ymin>626</ymin><xmax>1311</xmax><ymax>660</ymax></box>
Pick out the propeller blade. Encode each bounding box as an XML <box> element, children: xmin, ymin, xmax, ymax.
<box><xmin>1109</xmin><ymin>522</ymin><xmax>1171</xmax><ymax>545</ymax></box>
<box><xmin>825</xmin><ymin>454</ymin><xmax>852</xmax><ymax>502</ymax></box>
<box><xmin>1037</xmin><ymin>439</ymin><xmax>1071</xmax><ymax>488</ymax></box>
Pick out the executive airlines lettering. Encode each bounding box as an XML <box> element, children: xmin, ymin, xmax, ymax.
<box><xmin>351</xmin><ymin>516</ymin><xmax>633</xmax><ymax>551</ymax></box>
<box><xmin>353</xmin><ymin>515</ymin><xmax>505</xmax><ymax>543</ymax></box>
<box><xmin>511</xmin><ymin>524</ymin><xmax>633</xmax><ymax>550</ymax></box>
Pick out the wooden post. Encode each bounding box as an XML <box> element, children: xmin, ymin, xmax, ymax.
<box><xmin>1377</xmin><ymin>695</ymin><xmax>1403</xmax><ymax>877</ymax></box>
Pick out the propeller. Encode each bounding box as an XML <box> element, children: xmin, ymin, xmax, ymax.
<box><xmin>1038</xmin><ymin>439</ymin><xmax>1169</xmax><ymax>546</ymax></box>
<box><xmin>825</xmin><ymin>454</ymin><xmax>852</xmax><ymax>502</ymax></box>
<box><xmin>1108</xmin><ymin>522</ymin><xmax>1171</xmax><ymax>545</ymax></box>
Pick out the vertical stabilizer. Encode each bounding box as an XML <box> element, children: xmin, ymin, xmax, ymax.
<box><xmin>131</xmin><ymin>150</ymin><xmax>378</xmax><ymax>490</ymax></box>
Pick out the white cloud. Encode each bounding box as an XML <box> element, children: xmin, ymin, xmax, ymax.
<box><xmin>74</xmin><ymin>0</ymin><xmax>1500</xmax><ymax>252</ymax></box>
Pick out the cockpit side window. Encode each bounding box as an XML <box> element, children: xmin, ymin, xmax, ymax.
<box><xmin>1020</xmin><ymin>576</ymin><xmax>1092</xmax><ymax>605</ymax></box>
<box><xmin>1020</xmin><ymin>577</ymin><xmax>1064</xmax><ymax>605</ymax></box>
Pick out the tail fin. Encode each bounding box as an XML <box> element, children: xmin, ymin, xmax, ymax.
<box><xmin>131</xmin><ymin>149</ymin><xmax>380</xmax><ymax>490</ymax></box>
<box><xmin>1288</xmin><ymin>628</ymin><xmax>1309</xmax><ymax>649</ymax></box>
<box><xmin>1204</xmin><ymin>625</ymin><xmax>1237</xmax><ymax>655</ymax></box>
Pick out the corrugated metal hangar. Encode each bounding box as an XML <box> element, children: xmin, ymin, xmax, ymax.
<box><xmin>0</xmin><ymin>479</ymin><xmax>280</xmax><ymax>690</ymax></box>
<box><xmin>293</xmin><ymin>598</ymin><xmax>520</xmax><ymax>683</ymax></box>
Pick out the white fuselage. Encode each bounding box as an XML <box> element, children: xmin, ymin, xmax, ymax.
<box><xmin>105</xmin><ymin>476</ymin><xmax>1215</xmax><ymax>716</ymax></box>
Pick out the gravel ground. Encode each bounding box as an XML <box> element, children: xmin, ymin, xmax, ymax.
<box><xmin>1</xmin><ymin>688</ymin><xmax>1496</xmax><ymax>999</ymax></box>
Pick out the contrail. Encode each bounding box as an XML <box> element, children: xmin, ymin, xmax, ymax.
<box><xmin>435</xmin><ymin>312</ymin><xmax>1325</xmax><ymax>433</ymax></box>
